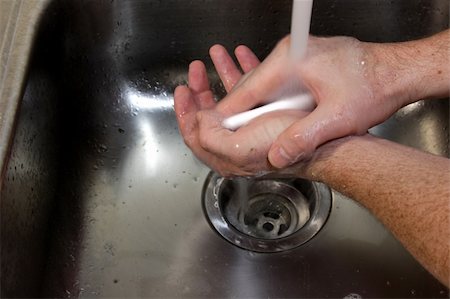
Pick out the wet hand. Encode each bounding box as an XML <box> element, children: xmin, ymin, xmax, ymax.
<box><xmin>216</xmin><ymin>36</ymin><xmax>405</xmax><ymax>168</ymax></box>
<box><xmin>174</xmin><ymin>45</ymin><xmax>307</xmax><ymax>177</ymax></box>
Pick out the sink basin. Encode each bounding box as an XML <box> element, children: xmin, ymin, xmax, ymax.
<box><xmin>1</xmin><ymin>0</ymin><xmax>448</xmax><ymax>297</ymax></box>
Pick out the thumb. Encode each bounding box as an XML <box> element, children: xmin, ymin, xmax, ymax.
<box><xmin>268</xmin><ymin>104</ymin><xmax>355</xmax><ymax>168</ymax></box>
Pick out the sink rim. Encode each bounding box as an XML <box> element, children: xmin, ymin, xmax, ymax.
<box><xmin>0</xmin><ymin>0</ymin><xmax>52</xmax><ymax>181</ymax></box>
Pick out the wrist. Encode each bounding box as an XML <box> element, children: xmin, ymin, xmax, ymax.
<box><xmin>365</xmin><ymin>31</ymin><xmax>449</xmax><ymax>108</ymax></box>
<box><xmin>300</xmin><ymin>135</ymin><xmax>364</xmax><ymax>183</ymax></box>
<box><xmin>365</xmin><ymin>42</ymin><xmax>419</xmax><ymax>109</ymax></box>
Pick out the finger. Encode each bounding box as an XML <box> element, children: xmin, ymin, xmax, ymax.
<box><xmin>174</xmin><ymin>86</ymin><xmax>199</xmax><ymax>147</ymax></box>
<box><xmin>197</xmin><ymin>109</ymin><xmax>300</xmax><ymax>163</ymax></box>
<box><xmin>196</xmin><ymin>110</ymin><xmax>238</xmax><ymax>156</ymax></box>
<box><xmin>268</xmin><ymin>104</ymin><xmax>356</xmax><ymax>168</ymax></box>
<box><xmin>174</xmin><ymin>87</ymin><xmax>228</xmax><ymax>171</ymax></box>
<box><xmin>195</xmin><ymin>110</ymin><xmax>255</xmax><ymax>175</ymax></box>
<box><xmin>174</xmin><ymin>85</ymin><xmax>197</xmax><ymax>117</ymax></box>
<box><xmin>210</xmin><ymin>44</ymin><xmax>243</xmax><ymax>92</ymax></box>
<box><xmin>175</xmin><ymin>87</ymin><xmax>251</xmax><ymax>176</ymax></box>
<box><xmin>235</xmin><ymin>45</ymin><xmax>260</xmax><ymax>73</ymax></box>
<box><xmin>216</xmin><ymin>36</ymin><xmax>292</xmax><ymax>116</ymax></box>
<box><xmin>188</xmin><ymin>60</ymin><xmax>216</xmax><ymax>109</ymax></box>
<box><xmin>188</xmin><ymin>60</ymin><xmax>210</xmax><ymax>94</ymax></box>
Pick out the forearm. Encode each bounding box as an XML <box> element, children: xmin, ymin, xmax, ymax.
<box><xmin>368</xmin><ymin>29</ymin><xmax>450</xmax><ymax>107</ymax></box>
<box><xmin>304</xmin><ymin>135</ymin><xmax>450</xmax><ymax>286</ymax></box>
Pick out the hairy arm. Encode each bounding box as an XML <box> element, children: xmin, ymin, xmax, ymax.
<box><xmin>369</xmin><ymin>29</ymin><xmax>449</xmax><ymax>106</ymax></box>
<box><xmin>268</xmin><ymin>30</ymin><xmax>450</xmax><ymax>168</ymax></box>
<box><xmin>303</xmin><ymin>135</ymin><xmax>450</xmax><ymax>286</ymax></box>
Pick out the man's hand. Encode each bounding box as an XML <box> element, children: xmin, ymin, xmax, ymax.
<box><xmin>213</xmin><ymin>31</ymin><xmax>449</xmax><ymax>169</ymax></box>
<box><xmin>175</xmin><ymin>31</ymin><xmax>449</xmax><ymax>177</ymax></box>
<box><xmin>212</xmin><ymin>35</ymin><xmax>403</xmax><ymax>169</ymax></box>
<box><xmin>174</xmin><ymin>30</ymin><xmax>450</xmax><ymax>286</ymax></box>
<box><xmin>174</xmin><ymin>45</ymin><xmax>307</xmax><ymax>177</ymax></box>
<box><xmin>175</xmin><ymin>36</ymin><xmax>399</xmax><ymax>176</ymax></box>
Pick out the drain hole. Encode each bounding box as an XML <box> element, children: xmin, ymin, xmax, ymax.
<box><xmin>226</xmin><ymin>183</ymin><xmax>307</xmax><ymax>240</ymax></box>
<box><xmin>202</xmin><ymin>173</ymin><xmax>332</xmax><ymax>252</ymax></box>
<box><xmin>264</xmin><ymin>212</ymin><xmax>280</xmax><ymax>219</ymax></box>
<box><xmin>263</xmin><ymin>222</ymin><xmax>274</xmax><ymax>232</ymax></box>
<box><xmin>279</xmin><ymin>223</ymin><xmax>288</xmax><ymax>235</ymax></box>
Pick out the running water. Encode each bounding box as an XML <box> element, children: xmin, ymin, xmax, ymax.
<box><xmin>234</xmin><ymin>177</ymin><xmax>250</xmax><ymax>222</ymax></box>
<box><xmin>232</xmin><ymin>0</ymin><xmax>314</xmax><ymax>215</ymax></box>
<box><xmin>221</xmin><ymin>0</ymin><xmax>315</xmax><ymax>131</ymax></box>
<box><xmin>290</xmin><ymin>0</ymin><xmax>313</xmax><ymax>61</ymax></box>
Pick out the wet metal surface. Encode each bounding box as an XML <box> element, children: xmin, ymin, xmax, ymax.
<box><xmin>1</xmin><ymin>0</ymin><xmax>449</xmax><ymax>297</ymax></box>
<box><xmin>203</xmin><ymin>174</ymin><xmax>332</xmax><ymax>252</ymax></box>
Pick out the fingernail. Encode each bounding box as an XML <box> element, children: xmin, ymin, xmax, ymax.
<box><xmin>270</xmin><ymin>146</ymin><xmax>305</xmax><ymax>168</ymax></box>
<box><xmin>269</xmin><ymin>146</ymin><xmax>291</xmax><ymax>168</ymax></box>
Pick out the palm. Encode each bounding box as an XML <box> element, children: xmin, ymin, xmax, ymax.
<box><xmin>174</xmin><ymin>45</ymin><xmax>305</xmax><ymax>176</ymax></box>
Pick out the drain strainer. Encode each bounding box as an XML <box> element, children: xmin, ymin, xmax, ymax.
<box><xmin>202</xmin><ymin>172</ymin><xmax>332</xmax><ymax>252</ymax></box>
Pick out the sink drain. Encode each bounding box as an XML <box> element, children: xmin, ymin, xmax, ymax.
<box><xmin>225</xmin><ymin>180</ymin><xmax>311</xmax><ymax>239</ymax></box>
<box><xmin>202</xmin><ymin>172</ymin><xmax>332</xmax><ymax>252</ymax></box>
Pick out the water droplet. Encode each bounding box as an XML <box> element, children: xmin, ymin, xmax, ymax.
<box><xmin>98</xmin><ymin>144</ymin><xmax>108</xmax><ymax>153</ymax></box>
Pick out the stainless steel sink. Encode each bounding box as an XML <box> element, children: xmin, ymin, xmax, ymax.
<box><xmin>1</xmin><ymin>0</ymin><xmax>448</xmax><ymax>297</ymax></box>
